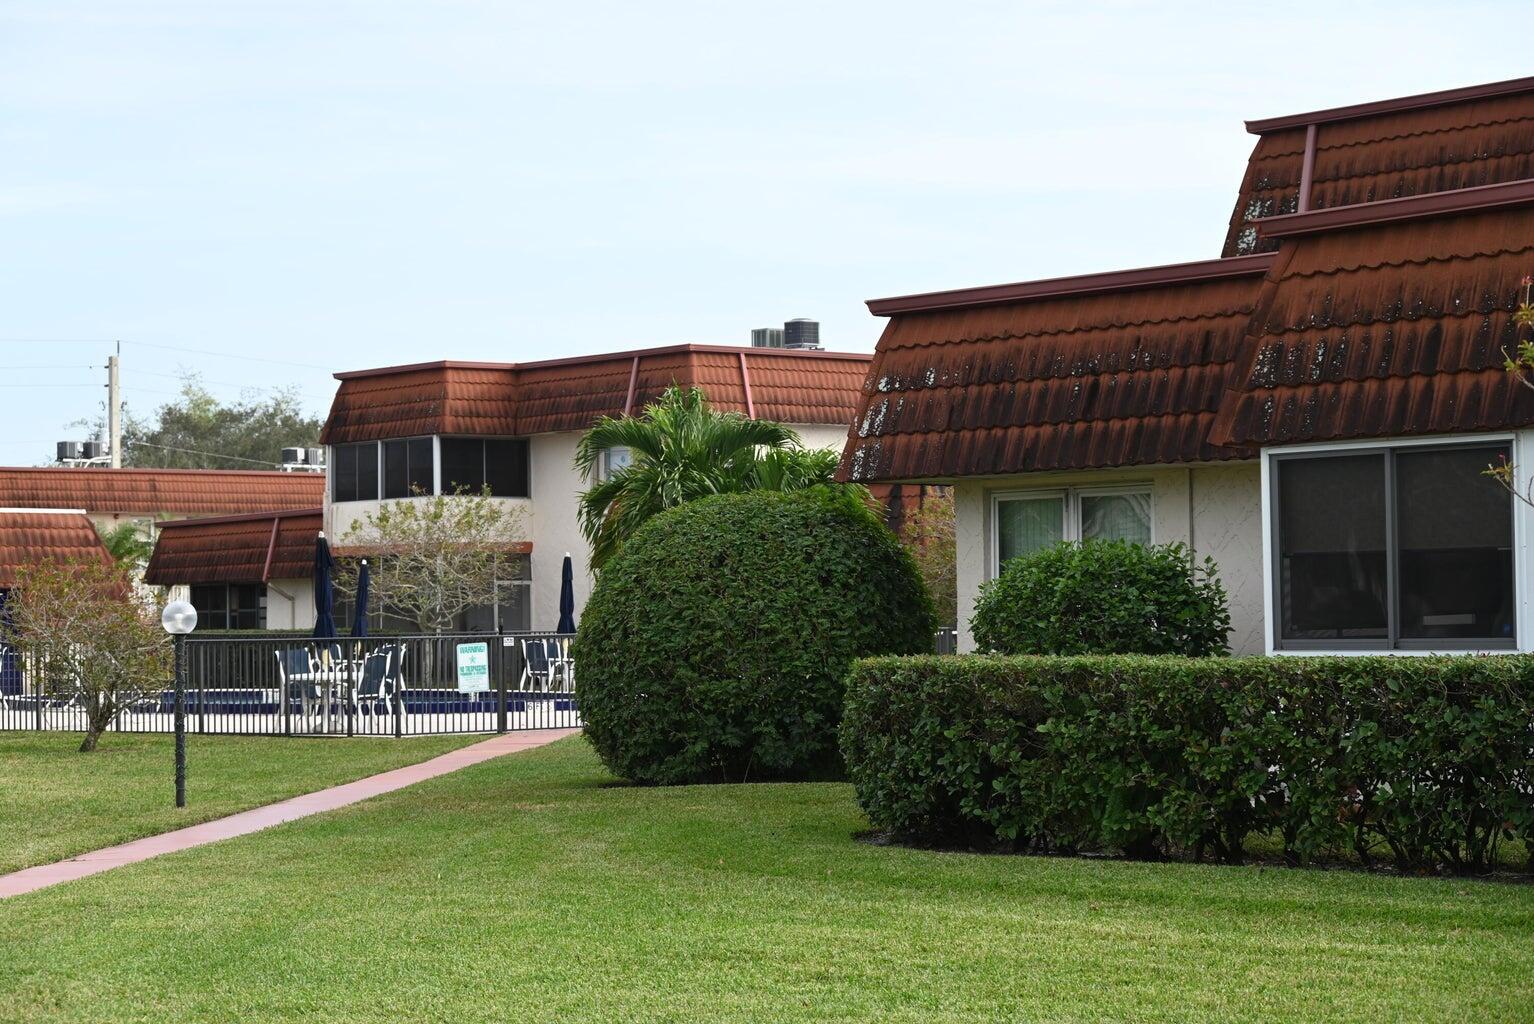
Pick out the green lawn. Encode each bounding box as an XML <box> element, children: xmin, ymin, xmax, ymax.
<box><xmin>0</xmin><ymin>730</ymin><xmax>481</xmax><ymax>874</ymax></box>
<box><xmin>2</xmin><ymin>737</ymin><xmax>1530</xmax><ymax>1023</ymax></box>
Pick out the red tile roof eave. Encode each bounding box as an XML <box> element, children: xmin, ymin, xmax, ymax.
<box><xmin>332</xmin><ymin>344</ymin><xmax>873</xmax><ymax>381</ymax></box>
<box><xmin>1254</xmin><ymin>178</ymin><xmax>1534</xmax><ymax>240</ymax></box>
<box><xmin>865</xmin><ymin>253</ymin><xmax>1278</xmax><ymax>316</ymax></box>
<box><xmin>151</xmin><ymin>506</ymin><xmax>324</xmax><ymax>530</ymax></box>
<box><xmin>1244</xmin><ymin>75</ymin><xmax>1534</xmax><ymax>134</ymax></box>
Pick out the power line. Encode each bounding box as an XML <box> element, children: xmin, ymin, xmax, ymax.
<box><xmin>0</xmin><ymin>338</ymin><xmax>335</xmax><ymax>372</ymax></box>
<box><xmin>124</xmin><ymin>340</ymin><xmax>334</xmax><ymax>372</ymax></box>
<box><xmin>124</xmin><ymin>440</ymin><xmax>279</xmax><ymax>467</ymax></box>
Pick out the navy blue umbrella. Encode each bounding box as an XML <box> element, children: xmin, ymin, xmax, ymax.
<box><xmin>312</xmin><ymin>533</ymin><xmax>338</xmax><ymax>640</ymax></box>
<box><xmin>351</xmin><ymin>558</ymin><xmax>370</xmax><ymax>638</ymax></box>
<box><xmin>557</xmin><ymin>553</ymin><xmax>577</xmax><ymax>634</ymax></box>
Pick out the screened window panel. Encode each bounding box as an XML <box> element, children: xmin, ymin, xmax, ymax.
<box><xmin>1395</xmin><ymin>445</ymin><xmax>1514</xmax><ymax>641</ymax></box>
<box><xmin>382</xmin><ymin>440</ymin><xmax>409</xmax><ymax>499</ymax></box>
<box><xmin>1080</xmin><ymin>493</ymin><xmax>1152</xmax><ymax>545</ymax></box>
<box><xmin>356</xmin><ymin>443</ymin><xmax>378</xmax><ymax>501</ymax></box>
<box><xmin>997</xmin><ymin>496</ymin><xmax>1064</xmax><ymax>565</ymax></box>
<box><xmin>332</xmin><ymin>443</ymin><xmax>378</xmax><ymax>502</ymax></box>
<box><xmin>485</xmin><ymin>439</ymin><xmax>530</xmax><ymax>497</ymax></box>
<box><xmin>332</xmin><ymin>444</ymin><xmax>356</xmax><ymax>502</ymax></box>
<box><xmin>441</xmin><ymin>438</ymin><xmax>485</xmax><ymax>493</ymax></box>
<box><xmin>1277</xmin><ymin>454</ymin><xmax>1388</xmax><ymax>641</ymax></box>
<box><xmin>407</xmin><ymin>438</ymin><xmax>434</xmax><ymax>495</ymax></box>
<box><xmin>190</xmin><ymin>585</ymin><xmax>229</xmax><ymax>630</ymax></box>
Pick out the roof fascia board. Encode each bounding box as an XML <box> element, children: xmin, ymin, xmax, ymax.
<box><xmin>334</xmin><ymin>345</ymin><xmax>873</xmax><ymax>381</ymax></box>
<box><xmin>1254</xmin><ymin>178</ymin><xmax>1534</xmax><ymax>240</ymax></box>
<box><xmin>865</xmin><ymin>253</ymin><xmax>1277</xmax><ymax>317</ymax></box>
<box><xmin>1245</xmin><ymin>75</ymin><xmax>1534</xmax><ymax>134</ymax></box>
<box><xmin>152</xmin><ymin>507</ymin><xmax>324</xmax><ymax>530</ymax></box>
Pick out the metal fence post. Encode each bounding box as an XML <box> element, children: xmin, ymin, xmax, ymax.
<box><xmin>196</xmin><ymin>645</ymin><xmax>206</xmax><ymax>735</ymax></box>
<box><xmin>496</xmin><ymin>631</ymin><xmax>508</xmax><ymax>734</ymax></box>
<box><xmin>173</xmin><ymin>634</ymin><xmax>187</xmax><ymax>808</ymax></box>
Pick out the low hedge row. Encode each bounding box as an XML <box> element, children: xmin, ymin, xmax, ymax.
<box><xmin>841</xmin><ymin>655</ymin><xmax>1534</xmax><ymax>873</ymax></box>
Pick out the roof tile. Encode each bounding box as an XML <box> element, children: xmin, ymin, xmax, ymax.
<box><xmin>0</xmin><ymin>511</ymin><xmax>115</xmax><ymax>587</ymax></box>
<box><xmin>320</xmin><ymin>346</ymin><xmax>873</xmax><ymax>444</ymax></box>
<box><xmin>0</xmin><ymin>468</ymin><xmax>324</xmax><ymax>518</ymax></box>
<box><xmin>144</xmin><ymin>509</ymin><xmax>322</xmax><ymax>585</ymax></box>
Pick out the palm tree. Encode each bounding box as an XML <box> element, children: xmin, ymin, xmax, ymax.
<box><xmin>574</xmin><ymin>385</ymin><xmax>839</xmax><ymax>569</ymax></box>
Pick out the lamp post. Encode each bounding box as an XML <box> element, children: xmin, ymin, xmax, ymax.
<box><xmin>160</xmin><ymin>600</ymin><xmax>198</xmax><ymax>808</ymax></box>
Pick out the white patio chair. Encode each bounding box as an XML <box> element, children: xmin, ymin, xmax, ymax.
<box><xmin>274</xmin><ymin>647</ymin><xmax>322</xmax><ymax>723</ymax></box>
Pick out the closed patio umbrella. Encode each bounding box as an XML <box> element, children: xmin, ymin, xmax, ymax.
<box><xmin>351</xmin><ymin>558</ymin><xmax>370</xmax><ymax>638</ymax></box>
<box><xmin>557</xmin><ymin>553</ymin><xmax>576</xmax><ymax>634</ymax></box>
<box><xmin>312</xmin><ymin>533</ymin><xmax>337</xmax><ymax>640</ymax></box>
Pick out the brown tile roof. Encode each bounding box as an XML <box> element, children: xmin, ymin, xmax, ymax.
<box><xmin>0</xmin><ymin>511</ymin><xmax>115</xmax><ymax>588</ymax></box>
<box><xmin>0</xmin><ymin>468</ymin><xmax>325</xmax><ymax>518</ymax></box>
<box><xmin>320</xmin><ymin>345</ymin><xmax>873</xmax><ymax>444</ymax></box>
<box><xmin>1207</xmin><ymin>198</ymin><xmax>1534</xmax><ymax>448</ymax></box>
<box><xmin>1222</xmin><ymin>80</ymin><xmax>1534</xmax><ymax>257</ymax></box>
<box><xmin>144</xmin><ymin>508</ymin><xmax>322</xmax><ymax>585</ymax></box>
<box><xmin>838</xmin><ymin>257</ymin><xmax>1274</xmax><ymax>482</ymax></box>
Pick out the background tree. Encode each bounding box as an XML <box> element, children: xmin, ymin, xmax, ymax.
<box><xmin>574</xmin><ymin>385</ymin><xmax>844</xmax><ymax>569</ymax></box>
<box><xmin>77</xmin><ymin>373</ymin><xmax>324</xmax><ymax>469</ymax></box>
<box><xmin>335</xmin><ymin>489</ymin><xmax>527</xmax><ymax>634</ymax></box>
<box><xmin>896</xmin><ymin>490</ymin><xmax>957</xmax><ymax>627</ymax></box>
<box><xmin>96</xmin><ymin>520</ymin><xmax>155</xmax><ymax>570</ymax></box>
<box><xmin>4</xmin><ymin>559</ymin><xmax>171</xmax><ymax>752</ymax></box>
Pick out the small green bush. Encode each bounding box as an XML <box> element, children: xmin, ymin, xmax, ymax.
<box><xmin>840</xmin><ymin>654</ymin><xmax>1534</xmax><ymax>873</ymax></box>
<box><xmin>971</xmin><ymin>540</ymin><xmax>1230</xmax><ymax>656</ymax></box>
<box><xmin>576</xmin><ymin>487</ymin><xmax>935</xmax><ymax>785</ymax></box>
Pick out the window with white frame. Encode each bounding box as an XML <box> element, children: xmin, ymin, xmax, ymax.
<box><xmin>992</xmin><ymin>486</ymin><xmax>1152</xmax><ymax>571</ymax></box>
<box><xmin>597</xmin><ymin>447</ymin><xmax>632</xmax><ymax>481</ymax></box>
<box><xmin>1270</xmin><ymin>441</ymin><xmax>1515</xmax><ymax>650</ymax></box>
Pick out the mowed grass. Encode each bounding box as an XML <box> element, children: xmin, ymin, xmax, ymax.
<box><xmin>0</xmin><ymin>730</ymin><xmax>482</xmax><ymax>873</ymax></box>
<box><xmin>2</xmin><ymin>738</ymin><xmax>1531</xmax><ymax>1023</ymax></box>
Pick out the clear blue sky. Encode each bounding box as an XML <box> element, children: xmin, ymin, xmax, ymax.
<box><xmin>0</xmin><ymin>1</ymin><xmax>1526</xmax><ymax>465</ymax></box>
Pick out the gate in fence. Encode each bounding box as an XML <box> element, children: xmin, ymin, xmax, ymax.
<box><xmin>0</xmin><ymin>633</ymin><xmax>580</xmax><ymax>737</ymax></box>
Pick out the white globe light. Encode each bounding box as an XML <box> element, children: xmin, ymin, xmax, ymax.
<box><xmin>161</xmin><ymin>600</ymin><xmax>198</xmax><ymax>635</ymax></box>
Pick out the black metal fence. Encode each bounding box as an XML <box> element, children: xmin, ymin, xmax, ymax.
<box><xmin>934</xmin><ymin>627</ymin><xmax>959</xmax><ymax>655</ymax></box>
<box><xmin>0</xmin><ymin>632</ymin><xmax>580</xmax><ymax>737</ymax></box>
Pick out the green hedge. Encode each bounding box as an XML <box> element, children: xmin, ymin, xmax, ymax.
<box><xmin>576</xmin><ymin>488</ymin><xmax>934</xmax><ymax>785</ymax></box>
<box><xmin>972</xmin><ymin>540</ymin><xmax>1230</xmax><ymax>656</ymax></box>
<box><xmin>841</xmin><ymin>654</ymin><xmax>1534</xmax><ymax>873</ymax></box>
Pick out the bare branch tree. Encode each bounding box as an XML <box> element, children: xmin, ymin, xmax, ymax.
<box><xmin>335</xmin><ymin>488</ymin><xmax>528</xmax><ymax>634</ymax></box>
<box><xmin>1488</xmin><ymin>275</ymin><xmax>1534</xmax><ymax>506</ymax></box>
<box><xmin>4</xmin><ymin>559</ymin><xmax>171</xmax><ymax>752</ymax></box>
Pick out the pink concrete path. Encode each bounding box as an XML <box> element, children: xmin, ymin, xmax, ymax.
<box><xmin>0</xmin><ymin>728</ymin><xmax>580</xmax><ymax>900</ymax></box>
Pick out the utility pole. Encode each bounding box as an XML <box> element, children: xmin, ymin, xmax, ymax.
<box><xmin>106</xmin><ymin>343</ymin><xmax>122</xmax><ymax>468</ymax></box>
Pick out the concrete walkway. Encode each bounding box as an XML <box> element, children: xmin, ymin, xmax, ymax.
<box><xmin>0</xmin><ymin>728</ymin><xmax>580</xmax><ymax>899</ymax></box>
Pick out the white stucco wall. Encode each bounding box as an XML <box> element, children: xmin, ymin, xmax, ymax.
<box><xmin>794</xmin><ymin>423</ymin><xmax>855</xmax><ymax>453</ymax></box>
<box><xmin>952</xmin><ymin>462</ymin><xmax>1264</xmax><ymax>656</ymax></box>
<box><xmin>528</xmin><ymin>431</ymin><xmax>592</xmax><ymax>632</ymax></box>
<box><xmin>263</xmin><ymin>578</ymin><xmax>316</xmax><ymax>630</ymax></box>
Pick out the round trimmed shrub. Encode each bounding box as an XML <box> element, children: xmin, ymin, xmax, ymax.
<box><xmin>575</xmin><ymin>487</ymin><xmax>935</xmax><ymax>785</ymax></box>
<box><xmin>971</xmin><ymin>539</ymin><xmax>1230</xmax><ymax>656</ymax></box>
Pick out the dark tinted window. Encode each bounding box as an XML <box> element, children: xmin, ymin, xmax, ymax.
<box><xmin>1275</xmin><ymin>444</ymin><xmax>1514</xmax><ymax>648</ymax></box>
<box><xmin>190</xmin><ymin>584</ymin><xmax>265</xmax><ymax>630</ymax></box>
<box><xmin>383</xmin><ymin>439</ymin><xmax>434</xmax><ymax>499</ymax></box>
<box><xmin>441</xmin><ymin>438</ymin><xmax>484</xmax><ymax>493</ymax></box>
<box><xmin>190</xmin><ymin>584</ymin><xmax>227</xmax><ymax>629</ymax></box>
<box><xmin>331</xmin><ymin>442</ymin><xmax>378</xmax><ymax>503</ymax></box>
<box><xmin>485</xmin><ymin>439</ymin><xmax>529</xmax><ymax>497</ymax></box>
<box><xmin>1396</xmin><ymin>445</ymin><xmax>1513</xmax><ymax>640</ymax></box>
<box><xmin>1277</xmin><ymin>454</ymin><xmax>1388</xmax><ymax>641</ymax></box>
<box><xmin>441</xmin><ymin>438</ymin><xmax>529</xmax><ymax>497</ymax></box>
